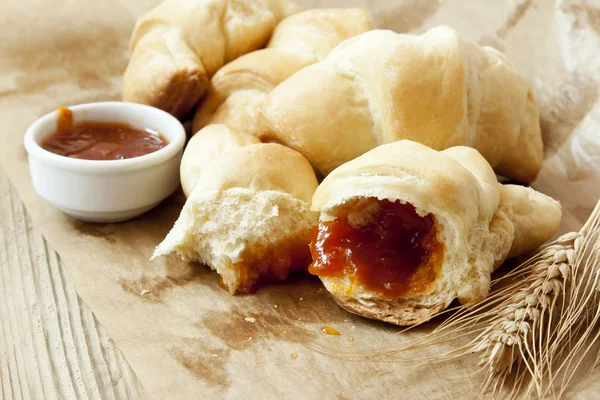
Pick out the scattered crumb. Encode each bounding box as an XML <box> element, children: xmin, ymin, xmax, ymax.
<box><xmin>351</xmin><ymin>326</ymin><xmax>356</xmax><ymax>330</ymax></box>
<box><xmin>282</xmin><ymin>331</ymin><xmax>288</xmax><ymax>335</ymax></box>
<box><xmin>212</xmin><ymin>354</ymin><xmax>218</xmax><ymax>357</ymax></box>
<box><xmin>244</xmin><ymin>317</ymin><xmax>256</xmax><ymax>323</ymax></box>
<box><xmin>299</xmin><ymin>297</ymin><xmax>303</xmax><ymax>301</ymax></box>
<box><xmin>343</xmin><ymin>319</ymin><xmax>349</xmax><ymax>322</ymax></box>
<box><xmin>297</xmin><ymin>318</ymin><xmax>302</xmax><ymax>321</ymax></box>
<box><xmin>348</xmin><ymin>337</ymin><xmax>354</xmax><ymax>342</ymax></box>
<box><xmin>273</xmin><ymin>305</ymin><xmax>278</xmax><ymax>309</ymax></box>
<box><xmin>140</xmin><ymin>289</ymin><xmax>150</xmax><ymax>295</ymax></box>
<box><xmin>248</xmin><ymin>337</ymin><xmax>253</xmax><ymax>341</ymax></box>
<box><xmin>291</xmin><ymin>353</ymin><xmax>298</xmax><ymax>360</ymax></box>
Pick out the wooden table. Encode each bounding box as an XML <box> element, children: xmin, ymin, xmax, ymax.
<box><xmin>0</xmin><ymin>167</ymin><xmax>142</xmax><ymax>399</ymax></box>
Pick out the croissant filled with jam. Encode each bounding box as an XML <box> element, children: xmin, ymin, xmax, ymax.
<box><xmin>309</xmin><ymin>140</ymin><xmax>562</xmax><ymax>326</ymax></box>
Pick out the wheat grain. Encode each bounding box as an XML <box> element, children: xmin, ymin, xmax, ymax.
<box><xmin>433</xmin><ymin>202</ymin><xmax>600</xmax><ymax>399</ymax></box>
<box><xmin>473</xmin><ymin>235</ymin><xmax>579</xmax><ymax>398</ymax></box>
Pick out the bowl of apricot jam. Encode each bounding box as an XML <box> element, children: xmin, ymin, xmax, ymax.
<box><xmin>24</xmin><ymin>102</ymin><xmax>186</xmax><ymax>222</ymax></box>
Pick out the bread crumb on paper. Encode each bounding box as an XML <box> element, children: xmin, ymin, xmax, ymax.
<box><xmin>244</xmin><ymin>317</ymin><xmax>256</xmax><ymax>323</ymax></box>
<box><xmin>291</xmin><ymin>353</ymin><xmax>298</xmax><ymax>360</ymax></box>
<box><xmin>140</xmin><ymin>289</ymin><xmax>150</xmax><ymax>295</ymax></box>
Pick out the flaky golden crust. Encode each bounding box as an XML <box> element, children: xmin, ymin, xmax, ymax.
<box><xmin>197</xmin><ymin>143</ymin><xmax>318</xmax><ymax>202</ymax></box>
<box><xmin>180</xmin><ymin>125</ymin><xmax>260</xmax><ymax>197</ymax></box>
<box><xmin>260</xmin><ymin>27</ymin><xmax>543</xmax><ymax>183</ymax></box>
<box><xmin>123</xmin><ymin>0</ymin><xmax>302</xmax><ymax>118</ymax></box>
<box><xmin>191</xmin><ymin>50</ymin><xmax>312</xmax><ymax>135</ymax></box>
<box><xmin>191</xmin><ymin>8</ymin><xmax>374</xmax><ymax>135</ymax></box>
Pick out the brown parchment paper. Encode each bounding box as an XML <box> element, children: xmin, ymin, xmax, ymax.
<box><xmin>1</xmin><ymin>0</ymin><xmax>600</xmax><ymax>398</ymax></box>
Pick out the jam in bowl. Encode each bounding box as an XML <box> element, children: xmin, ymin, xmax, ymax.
<box><xmin>42</xmin><ymin>107</ymin><xmax>169</xmax><ymax>161</ymax></box>
<box><xmin>24</xmin><ymin>102</ymin><xmax>186</xmax><ymax>223</ymax></box>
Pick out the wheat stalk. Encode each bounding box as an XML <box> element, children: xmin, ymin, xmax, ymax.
<box><xmin>473</xmin><ymin>233</ymin><xmax>580</xmax><ymax>398</ymax></box>
<box><xmin>415</xmin><ymin>200</ymin><xmax>600</xmax><ymax>399</ymax></box>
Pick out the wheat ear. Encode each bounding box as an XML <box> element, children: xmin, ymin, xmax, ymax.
<box><xmin>473</xmin><ymin>233</ymin><xmax>580</xmax><ymax>398</ymax></box>
<box><xmin>409</xmin><ymin>200</ymin><xmax>600</xmax><ymax>399</ymax></box>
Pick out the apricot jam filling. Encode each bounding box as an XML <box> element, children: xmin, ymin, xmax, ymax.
<box><xmin>308</xmin><ymin>198</ymin><xmax>443</xmax><ymax>298</ymax></box>
<box><xmin>224</xmin><ymin>239</ymin><xmax>313</xmax><ymax>293</ymax></box>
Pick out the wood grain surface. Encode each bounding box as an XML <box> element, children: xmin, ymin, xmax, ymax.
<box><xmin>0</xmin><ymin>167</ymin><xmax>144</xmax><ymax>400</ymax></box>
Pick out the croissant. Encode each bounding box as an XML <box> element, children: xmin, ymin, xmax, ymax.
<box><xmin>122</xmin><ymin>0</ymin><xmax>302</xmax><ymax>118</ymax></box>
<box><xmin>309</xmin><ymin>140</ymin><xmax>561</xmax><ymax>326</ymax></box>
<box><xmin>154</xmin><ymin>125</ymin><xmax>318</xmax><ymax>294</ymax></box>
<box><xmin>181</xmin><ymin>7</ymin><xmax>372</xmax><ymax>197</ymax></box>
<box><xmin>259</xmin><ymin>27</ymin><xmax>544</xmax><ymax>183</ymax></box>
<box><xmin>191</xmin><ymin>8</ymin><xmax>374</xmax><ymax>137</ymax></box>
<box><xmin>180</xmin><ymin>124</ymin><xmax>260</xmax><ymax>196</ymax></box>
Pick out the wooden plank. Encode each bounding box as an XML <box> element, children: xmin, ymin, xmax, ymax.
<box><xmin>0</xmin><ymin>168</ymin><xmax>144</xmax><ymax>399</ymax></box>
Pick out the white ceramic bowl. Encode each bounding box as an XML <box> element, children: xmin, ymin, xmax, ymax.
<box><xmin>24</xmin><ymin>102</ymin><xmax>186</xmax><ymax>223</ymax></box>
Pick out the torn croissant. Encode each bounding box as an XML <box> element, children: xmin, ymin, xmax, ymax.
<box><xmin>153</xmin><ymin>126</ymin><xmax>318</xmax><ymax>293</ymax></box>
<box><xmin>309</xmin><ymin>140</ymin><xmax>562</xmax><ymax>326</ymax></box>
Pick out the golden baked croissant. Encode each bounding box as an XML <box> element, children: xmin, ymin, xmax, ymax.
<box><xmin>309</xmin><ymin>140</ymin><xmax>561</xmax><ymax>326</ymax></box>
<box><xmin>122</xmin><ymin>0</ymin><xmax>302</xmax><ymax>118</ymax></box>
<box><xmin>260</xmin><ymin>26</ymin><xmax>544</xmax><ymax>183</ymax></box>
<box><xmin>179</xmin><ymin>8</ymin><xmax>372</xmax><ymax>197</ymax></box>
<box><xmin>153</xmin><ymin>124</ymin><xmax>318</xmax><ymax>294</ymax></box>
<box><xmin>190</xmin><ymin>8</ymin><xmax>373</xmax><ymax>137</ymax></box>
